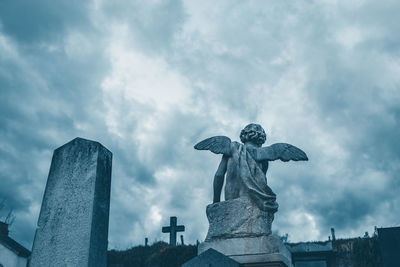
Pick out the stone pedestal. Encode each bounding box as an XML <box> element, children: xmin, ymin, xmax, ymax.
<box><xmin>199</xmin><ymin>235</ymin><xmax>292</xmax><ymax>267</ymax></box>
<box><xmin>30</xmin><ymin>138</ymin><xmax>112</xmax><ymax>267</ymax></box>
<box><xmin>198</xmin><ymin>197</ymin><xmax>292</xmax><ymax>267</ymax></box>
<box><xmin>205</xmin><ymin>197</ymin><xmax>274</xmax><ymax>241</ymax></box>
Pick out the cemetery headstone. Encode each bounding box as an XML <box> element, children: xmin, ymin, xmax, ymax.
<box><xmin>331</xmin><ymin>228</ymin><xmax>336</xmax><ymax>241</ymax></box>
<box><xmin>30</xmin><ymin>137</ymin><xmax>112</xmax><ymax>267</ymax></box>
<box><xmin>162</xmin><ymin>216</ymin><xmax>185</xmax><ymax>246</ymax></box>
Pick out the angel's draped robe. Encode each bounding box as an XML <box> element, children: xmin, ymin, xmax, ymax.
<box><xmin>225</xmin><ymin>142</ymin><xmax>279</xmax><ymax>213</ymax></box>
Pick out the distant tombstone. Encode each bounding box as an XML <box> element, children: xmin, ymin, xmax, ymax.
<box><xmin>162</xmin><ymin>216</ymin><xmax>185</xmax><ymax>246</ymax></box>
<box><xmin>30</xmin><ymin>138</ymin><xmax>112</xmax><ymax>267</ymax></box>
<box><xmin>182</xmin><ymin>248</ymin><xmax>240</xmax><ymax>267</ymax></box>
<box><xmin>331</xmin><ymin>228</ymin><xmax>336</xmax><ymax>241</ymax></box>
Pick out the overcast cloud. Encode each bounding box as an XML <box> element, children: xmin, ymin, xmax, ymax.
<box><xmin>0</xmin><ymin>0</ymin><xmax>399</xmax><ymax>250</ymax></box>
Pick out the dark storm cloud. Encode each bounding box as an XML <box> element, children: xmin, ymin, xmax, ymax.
<box><xmin>314</xmin><ymin>191</ymin><xmax>377</xmax><ymax>230</ymax></box>
<box><xmin>292</xmin><ymin>2</ymin><xmax>400</xmax><ymax>235</ymax></box>
<box><xmin>110</xmin><ymin>143</ymin><xmax>155</xmax><ymax>185</ymax></box>
<box><xmin>99</xmin><ymin>0</ymin><xmax>186</xmax><ymax>53</ymax></box>
<box><xmin>0</xmin><ymin>0</ymin><xmax>90</xmax><ymax>43</ymax></box>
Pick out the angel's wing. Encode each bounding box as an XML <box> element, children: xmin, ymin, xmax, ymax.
<box><xmin>256</xmin><ymin>143</ymin><xmax>308</xmax><ymax>162</ymax></box>
<box><xmin>194</xmin><ymin>136</ymin><xmax>232</xmax><ymax>156</ymax></box>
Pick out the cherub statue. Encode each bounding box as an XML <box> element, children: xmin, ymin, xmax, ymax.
<box><xmin>194</xmin><ymin>123</ymin><xmax>308</xmax><ymax>213</ymax></box>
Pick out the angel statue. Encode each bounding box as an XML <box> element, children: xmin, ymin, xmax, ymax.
<box><xmin>194</xmin><ymin>123</ymin><xmax>308</xmax><ymax>213</ymax></box>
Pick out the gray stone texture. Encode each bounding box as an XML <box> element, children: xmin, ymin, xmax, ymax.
<box><xmin>182</xmin><ymin>248</ymin><xmax>241</xmax><ymax>267</ymax></box>
<box><xmin>199</xmin><ymin>196</ymin><xmax>292</xmax><ymax>267</ymax></box>
<box><xmin>205</xmin><ymin>197</ymin><xmax>274</xmax><ymax>241</ymax></box>
<box><xmin>199</xmin><ymin>235</ymin><xmax>292</xmax><ymax>267</ymax></box>
<box><xmin>30</xmin><ymin>138</ymin><xmax>112</xmax><ymax>267</ymax></box>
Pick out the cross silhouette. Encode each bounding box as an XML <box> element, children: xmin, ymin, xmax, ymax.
<box><xmin>162</xmin><ymin>216</ymin><xmax>185</xmax><ymax>246</ymax></box>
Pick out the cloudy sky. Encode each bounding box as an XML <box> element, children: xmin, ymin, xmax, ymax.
<box><xmin>1</xmin><ymin>0</ymin><xmax>399</xmax><ymax>250</ymax></box>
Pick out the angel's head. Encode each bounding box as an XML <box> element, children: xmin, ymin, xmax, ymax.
<box><xmin>240</xmin><ymin>123</ymin><xmax>266</xmax><ymax>147</ymax></box>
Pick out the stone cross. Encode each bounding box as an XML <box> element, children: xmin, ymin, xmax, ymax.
<box><xmin>162</xmin><ymin>216</ymin><xmax>185</xmax><ymax>246</ymax></box>
<box><xmin>30</xmin><ymin>138</ymin><xmax>112</xmax><ymax>267</ymax></box>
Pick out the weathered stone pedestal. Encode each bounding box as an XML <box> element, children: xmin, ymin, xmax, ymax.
<box><xmin>198</xmin><ymin>197</ymin><xmax>292</xmax><ymax>267</ymax></box>
<box><xmin>199</xmin><ymin>235</ymin><xmax>292</xmax><ymax>266</ymax></box>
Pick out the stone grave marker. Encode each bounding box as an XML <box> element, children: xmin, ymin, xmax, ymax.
<box><xmin>162</xmin><ymin>216</ymin><xmax>185</xmax><ymax>246</ymax></box>
<box><xmin>30</xmin><ymin>137</ymin><xmax>112</xmax><ymax>267</ymax></box>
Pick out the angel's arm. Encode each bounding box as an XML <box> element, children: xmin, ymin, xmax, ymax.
<box><xmin>213</xmin><ymin>155</ymin><xmax>228</xmax><ymax>203</ymax></box>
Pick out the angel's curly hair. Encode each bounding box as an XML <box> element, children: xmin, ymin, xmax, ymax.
<box><xmin>240</xmin><ymin>123</ymin><xmax>266</xmax><ymax>146</ymax></box>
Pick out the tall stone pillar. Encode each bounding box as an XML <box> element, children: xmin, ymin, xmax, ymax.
<box><xmin>30</xmin><ymin>137</ymin><xmax>112</xmax><ymax>267</ymax></box>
